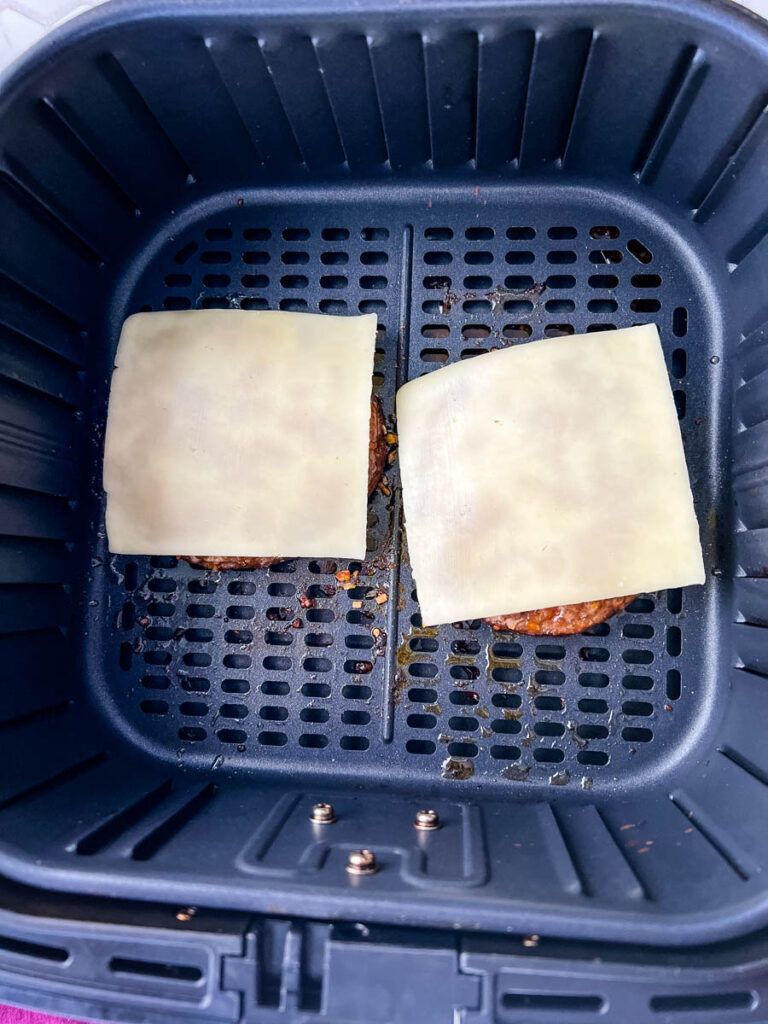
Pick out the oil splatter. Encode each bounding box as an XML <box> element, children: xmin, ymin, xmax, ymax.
<box><xmin>548</xmin><ymin>771</ymin><xmax>570</xmax><ymax>786</ymax></box>
<box><xmin>566</xmin><ymin>720</ymin><xmax>588</xmax><ymax>747</ymax></box>
<box><xmin>392</xmin><ymin>670</ymin><xmax>408</xmax><ymax>707</ymax></box>
<box><xmin>501</xmin><ymin>763</ymin><xmax>530</xmax><ymax>781</ymax></box>
<box><xmin>441</xmin><ymin>757</ymin><xmax>474</xmax><ymax>780</ymax></box>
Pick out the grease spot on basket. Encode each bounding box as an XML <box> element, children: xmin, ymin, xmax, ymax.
<box><xmin>441</xmin><ymin>757</ymin><xmax>474</xmax><ymax>780</ymax></box>
<box><xmin>501</xmin><ymin>763</ymin><xmax>530</xmax><ymax>781</ymax></box>
<box><xmin>548</xmin><ymin>771</ymin><xmax>571</xmax><ymax>786</ymax></box>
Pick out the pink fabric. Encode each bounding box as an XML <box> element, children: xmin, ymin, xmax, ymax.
<box><xmin>0</xmin><ymin>1009</ymin><xmax>82</xmax><ymax>1024</ymax></box>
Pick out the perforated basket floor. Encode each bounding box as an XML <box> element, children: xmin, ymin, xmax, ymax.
<box><xmin>89</xmin><ymin>186</ymin><xmax>721</xmax><ymax>795</ymax></box>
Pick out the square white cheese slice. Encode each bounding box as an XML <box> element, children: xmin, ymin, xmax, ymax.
<box><xmin>397</xmin><ymin>324</ymin><xmax>705</xmax><ymax>626</ymax></box>
<box><xmin>104</xmin><ymin>309</ymin><xmax>377</xmax><ymax>558</ymax></box>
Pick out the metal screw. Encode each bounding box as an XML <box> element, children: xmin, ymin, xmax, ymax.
<box><xmin>414</xmin><ymin>809</ymin><xmax>441</xmax><ymax>831</ymax></box>
<box><xmin>310</xmin><ymin>802</ymin><xmax>337</xmax><ymax>824</ymax></box>
<box><xmin>346</xmin><ymin>849</ymin><xmax>378</xmax><ymax>875</ymax></box>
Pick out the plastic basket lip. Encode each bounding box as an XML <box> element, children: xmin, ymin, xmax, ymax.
<box><xmin>3</xmin><ymin>0</ymin><xmax>768</xmax><ymax>96</ymax></box>
<box><xmin>0</xmin><ymin>837</ymin><xmax>765</xmax><ymax>948</ymax></box>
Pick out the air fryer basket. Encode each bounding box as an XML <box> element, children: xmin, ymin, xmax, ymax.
<box><xmin>0</xmin><ymin>0</ymin><xmax>765</xmax><ymax>947</ymax></box>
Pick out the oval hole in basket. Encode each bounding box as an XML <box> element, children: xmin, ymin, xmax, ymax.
<box><xmin>578</xmin><ymin>698</ymin><xmax>608</xmax><ymax>714</ymax></box>
<box><xmin>341</xmin><ymin>735</ymin><xmax>370</xmax><ymax>750</ymax></box>
<box><xmin>623</xmin><ymin>649</ymin><xmax>653</xmax><ymax>665</ymax></box>
<box><xmin>410</xmin><ymin>637</ymin><xmax>438</xmax><ymax>653</ymax></box>
<box><xmin>410</xmin><ymin>687</ymin><xmax>437</xmax><ymax>703</ymax></box>
<box><xmin>492</xmin><ymin>667</ymin><xmax>522</xmax><ymax>683</ymax></box>
<box><xmin>421</xmin><ymin>347</ymin><xmax>450</xmax><ymax>363</ymax></box>
<box><xmin>450</xmin><ymin>690</ymin><xmax>480</xmax><ymax>706</ymax></box>
<box><xmin>491</xmin><ymin>692</ymin><xmax>522</xmax><ymax>708</ymax></box>
<box><xmin>142</xmin><ymin>674</ymin><xmax>169</xmax><ymax>689</ymax></box>
<box><xmin>622</xmin><ymin>675</ymin><xmax>653</xmax><ymax>691</ymax></box>
<box><xmin>218</xmin><ymin>728</ymin><xmax>247</xmax><ymax>744</ymax></box>
<box><xmin>424</xmin><ymin>251</ymin><xmax>452</xmax><ymax>265</ymax></box>
<box><xmin>490</xmin><ymin>744</ymin><xmax>521</xmax><ymax>760</ymax></box>
<box><xmin>506</xmin><ymin>250</ymin><xmax>535</xmax><ymax>265</ymax></box>
<box><xmin>342</xmin><ymin>684</ymin><xmax>371</xmax><ymax>700</ymax></box>
<box><xmin>533</xmin><ymin>748</ymin><xmax>564</xmax><ymax>763</ymax></box>
<box><xmin>221</xmin><ymin>703</ymin><xmax>248</xmax><ymax>719</ymax></box>
<box><xmin>424</xmin><ymin>227</ymin><xmax>452</xmax><ymax>240</ymax></box>
<box><xmin>673</xmin><ymin>307</ymin><xmax>688</xmax><ymax>338</ymax></box>
<box><xmin>550</xmin><ymin>226</ymin><xmax>578</xmax><ymax>239</ymax></box>
<box><xmin>182</xmin><ymin>677</ymin><xmax>210</xmax><ymax>693</ymax></box>
<box><xmin>492</xmin><ymin>718</ymin><xmax>521</xmax><ymax>734</ymax></box>
<box><xmin>579</xmin><ymin>672</ymin><xmax>609</xmax><ymax>687</ymax></box>
<box><xmin>623</xmin><ymin>701</ymin><xmax>653</xmax><ymax>717</ymax></box>
<box><xmin>534</xmin><ymin>721</ymin><xmax>564</xmax><ymax>737</ymax></box>
<box><xmin>447</xmin><ymin>742</ymin><xmax>478</xmax><ymax>758</ymax></box>
<box><xmin>534</xmin><ymin>695</ymin><xmax>564</xmax><ymax>711</ymax></box>
<box><xmin>259</xmin><ymin>731</ymin><xmax>287</xmax><ymax>746</ymax></box>
<box><xmin>588</xmin><ymin>274</ymin><xmax>618</xmax><ymax>289</ymax></box>
<box><xmin>140</xmin><ymin>699</ymin><xmax>167</xmax><ymax>715</ymax></box>
<box><xmin>546</xmin><ymin>275</ymin><xmax>576</xmax><ymax>289</ymax></box>
<box><xmin>503</xmin><ymin>324</ymin><xmax>532</xmax><ymax>339</ymax></box>
<box><xmin>260</xmin><ymin>680</ymin><xmax>287</xmax><ymax>696</ymax></box>
<box><xmin>179</xmin><ymin>727</ymin><xmax>206</xmax><ymax>742</ymax></box>
<box><xmin>301</xmin><ymin>708</ymin><xmax>329</xmax><ymax>723</ymax></box>
<box><xmin>577</xmin><ymin>749</ymin><xmax>609</xmax><ymax>766</ymax></box>
<box><xmin>450</xmin><ymin>665</ymin><xmax>480</xmax><ymax>681</ymax></box>
<box><xmin>505</xmin><ymin>275</ymin><xmax>534</xmax><ymax>290</ymax></box>
<box><xmin>299</xmin><ymin>734</ymin><xmax>329</xmax><ymax>749</ymax></box>
<box><xmin>406</xmin><ymin>739</ymin><xmax>436</xmax><ymax>754</ymax></box>
<box><xmin>547</xmin><ymin>250</ymin><xmax>576</xmax><ymax>265</ymax></box>
<box><xmin>180</xmin><ymin>701</ymin><xmax>208</xmax><ymax>717</ymax></box>
<box><xmin>666</xmin><ymin>669</ymin><xmax>682</xmax><ymax>700</ymax></box>
<box><xmin>621</xmin><ymin>726</ymin><xmax>653</xmax><ymax>742</ymax></box>
<box><xmin>223</xmin><ymin>679</ymin><xmax>251</xmax><ymax>694</ymax></box>
<box><xmin>546</xmin><ymin>299</ymin><xmax>575</xmax><ymax>313</ymax></box>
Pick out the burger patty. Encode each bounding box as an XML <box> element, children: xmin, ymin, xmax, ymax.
<box><xmin>183</xmin><ymin>396</ymin><xmax>388</xmax><ymax>572</ymax></box>
<box><xmin>484</xmin><ymin>595</ymin><xmax>635</xmax><ymax>636</ymax></box>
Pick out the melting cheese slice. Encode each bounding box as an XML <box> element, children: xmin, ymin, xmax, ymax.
<box><xmin>397</xmin><ymin>324</ymin><xmax>704</xmax><ymax>626</ymax></box>
<box><xmin>104</xmin><ymin>309</ymin><xmax>377</xmax><ymax>557</ymax></box>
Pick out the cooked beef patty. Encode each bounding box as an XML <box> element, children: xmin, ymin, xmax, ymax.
<box><xmin>484</xmin><ymin>595</ymin><xmax>635</xmax><ymax>636</ymax></box>
<box><xmin>183</xmin><ymin>396</ymin><xmax>388</xmax><ymax>571</ymax></box>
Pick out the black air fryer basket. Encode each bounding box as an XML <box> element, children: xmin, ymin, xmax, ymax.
<box><xmin>0</xmin><ymin>0</ymin><xmax>768</xmax><ymax>1020</ymax></box>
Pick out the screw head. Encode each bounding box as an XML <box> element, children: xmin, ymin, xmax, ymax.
<box><xmin>346</xmin><ymin>849</ymin><xmax>378</xmax><ymax>875</ymax></box>
<box><xmin>414</xmin><ymin>808</ymin><xmax>441</xmax><ymax>831</ymax></box>
<box><xmin>310</xmin><ymin>802</ymin><xmax>337</xmax><ymax>824</ymax></box>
